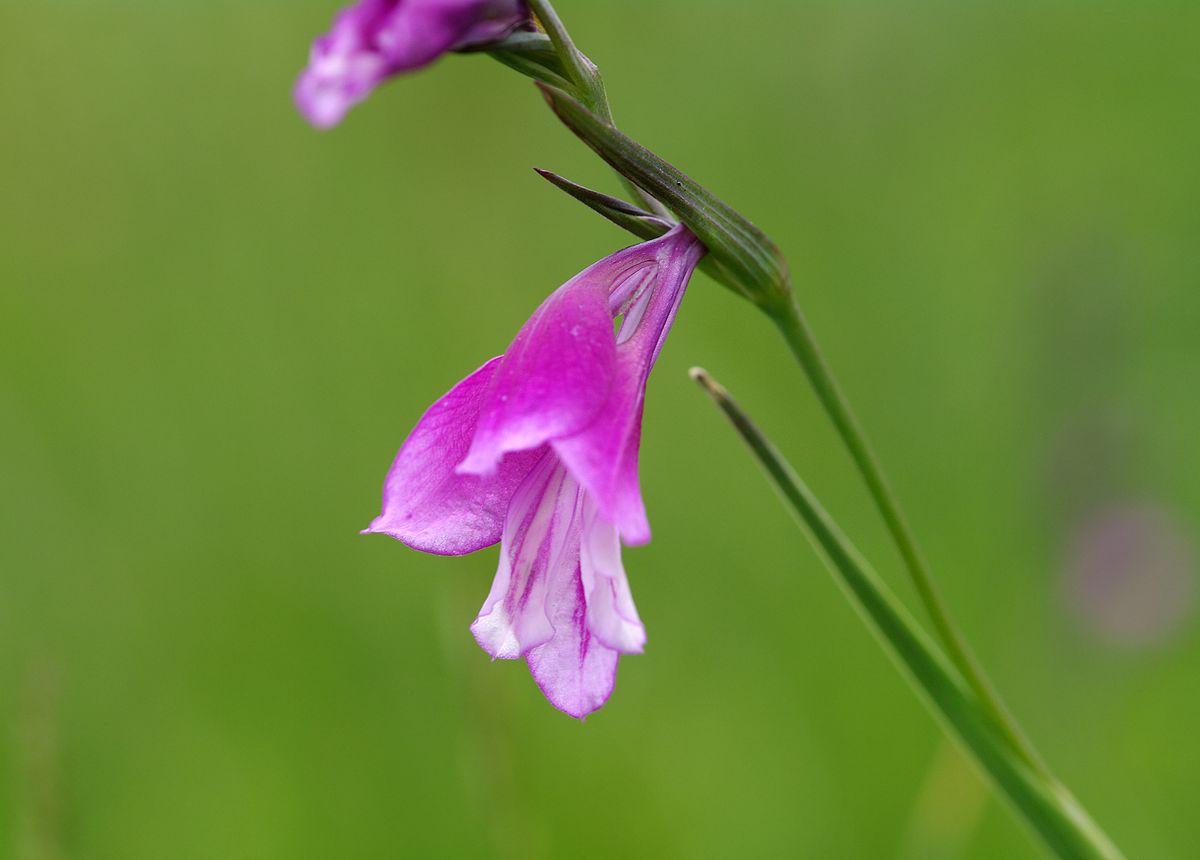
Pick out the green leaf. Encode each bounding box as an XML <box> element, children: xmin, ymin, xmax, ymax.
<box><xmin>690</xmin><ymin>368</ymin><xmax>1126</xmax><ymax>860</ymax></box>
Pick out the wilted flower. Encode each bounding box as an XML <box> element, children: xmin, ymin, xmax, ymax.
<box><xmin>296</xmin><ymin>0</ymin><xmax>530</xmax><ymax>128</ymax></box>
<box><xmin>364</xmin><ymin>226</ymin><xmax>704</xmax><ymax>717</ymax></box>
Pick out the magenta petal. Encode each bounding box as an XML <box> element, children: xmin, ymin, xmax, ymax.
<box><xmin>402</xmin><ymin>0</ymin><xmax>529</xmax><ymax>51</ymax></box>
<box><xmin>456</xmin><ymin>268</ymin><xmax>624</xmax><ymax>476</ymax></box>
<box><xmin>471</xmin><ymin>456</ymin><xmax>583</xmax><ymax>658</ymax></box>
<box><xmin>553</xmin><ymin>387</ymin><xmax>650</xmax><ymax>543</ymax></box>
<box><xmin>295</xmin><ymin>0</ymin><xmax>412</xmax><ymax>130</ymax></box>
<box><xmin>458</xmin><ymin>238</ymin><xmax>676</xmax><ymax>476</ymax></box>
<box><xmin>362</xmin><ymin>357</ymin><xmax>545</xmax><ymax>555</ymax></box>
<box><xmin>553</xmin><ymin>227</ymin><xmax>704</xmax><ymax>544</ymax></box>
<box><xmin>295</xmin><ymin>0</ymin><xmax>529</xmax><ymax>128</ymax></box>
<box><xmin>526</xmin><ymin>555</ymin><xmax>620</xmax><ymax>720</ymax></box>
<box><xmin>372</xmin><ymin>0</ymin><xmax>517</xmax><ymax>65</ymax></box>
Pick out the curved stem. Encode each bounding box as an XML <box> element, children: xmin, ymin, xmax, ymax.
<box><xmin>771</xmin><ymin>295</ymin><xmax>1045</xmax><ymax>775</ymax></box>
<box><xmin>526</xmin><ymin>0</ymin><xmax>598</xmax><ymax>110</ymax></box>
<box><xmin>527</xmin><ymin>0</ymin><xmax>670</xmax><ymax>218</ymax></box>
<box><xmin>692</xmin><ymin>368</ymin><xmax>1125</xmax><ymax>860</ymax></box>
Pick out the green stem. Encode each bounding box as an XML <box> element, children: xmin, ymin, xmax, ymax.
<box><xmin>769</xmin><ymin>295</ymin><xmax>1045</xmax><ymax>775</ymax></box>
<box><xmin>526</xmin><ymin>0</ymin><xmax>600</xmax><ymax>112</ymax></box>
<box><xmin>692</xmin><ymin>369</ymin><xmax>1126</xmax><ymax>860</ymax></box>
<box><xmin>527</xmin><ymin>0</ymin><xmax>670</xmax><ymax>217</ymax></box>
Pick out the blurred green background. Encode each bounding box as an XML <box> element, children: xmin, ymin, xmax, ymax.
<box><xmin>3</xmin><ymin>1</ymin><xmax>1198</xmax><ymax>857</ymax></box>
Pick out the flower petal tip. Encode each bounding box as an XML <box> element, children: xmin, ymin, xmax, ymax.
<box><xmin>620</xmin><ymin>525</ymin><xmax>652</xmax><ymax>547</ymax></box>
<box><xmin>544</xmin><ymin>691</ymin><xmax>607</xmax><ymax>721</ymax></box>
<box><xmin>470</xmin><ymin>615</ymin><xmax>525</xmax><ymax>661</ymax></box>
<box><xmin>359</xmin><ymin>517</ymin><xmax>385</xmax><ymax>536</ymax></box>
<box><xmin>590</xmin><ymin>623</ymin><xmax>646</xmax><ymax>656</ymax></box>
<box><xmin>539</xmin><ymin>687</ymin><xmax>604</xmax><ymax>721</ymax></box>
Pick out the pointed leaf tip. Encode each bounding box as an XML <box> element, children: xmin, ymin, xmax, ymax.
<box><xmin>534</xmin><ymin>168</ymin><xmax>671</xmax><ymax>240</ymax></box>
<box><xmin>535</xmin><ymin>83</ymin><xmax>792</xmax><ymax>311</ymax></box>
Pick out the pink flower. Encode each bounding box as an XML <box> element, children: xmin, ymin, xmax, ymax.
<box><xmin>364</xmin><ymin>226</ymin><xmax>704</xmax><ymax>717</ymax></box>
<box><xmin>296</xmin><ymin>0</ymin><xmax>530</xmax><ymax>128</ymax></box>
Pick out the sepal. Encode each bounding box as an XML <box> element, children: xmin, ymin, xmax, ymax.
<box><xmin>534</xmin><ymin>169</ymin><xmax>672</xmax><ymax>241</ymax></box>
<box><xmin>536</xmin><ymin>83</ymin><xmax>792</xmax><ymax>311</ymax></box>
<box><xmin>479</xmin><ymin>30</ymin><xmax>574</xmax><ymax>92</ymax></box>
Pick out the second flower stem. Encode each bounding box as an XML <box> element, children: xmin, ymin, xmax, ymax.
<box><xmin>771</xmin><ymin>295</ymin><xmax>1044</xmax><ymax>775</ymax></box>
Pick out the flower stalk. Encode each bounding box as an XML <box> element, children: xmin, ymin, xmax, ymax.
<box><xmin>525</xmin><ymin>0</ymin><xmax>606</xmax><ymax>118</ymax></box>
<box><xmin>770</xmin><ymin>296</ymin><xmax>1046</xmax><ymax>776</ymax></box>
<box><xmin>483</xmin><ymin>30</ymin><xmax>574</xmax><ymax>92</ymax></box>
<box><xmin>514</xmin><ymin>1</ymin><xmax>669</xmax><ymax>217</ymax></box>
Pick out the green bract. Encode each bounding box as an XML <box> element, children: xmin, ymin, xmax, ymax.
<box><xmin>537</xmin><ymin>83</ymin><xmax>792</xmax><ymax>311</ymax></box>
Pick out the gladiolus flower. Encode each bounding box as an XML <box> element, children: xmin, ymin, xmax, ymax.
<box><xmin>364</xmin><ymin>225</ymin><xmax>704</xmax><ymax>717</ymax></box>
<box><xmin>296</xmin><ymin>0</ymin><xmax>530</xmax><ymax>128</ymax></box>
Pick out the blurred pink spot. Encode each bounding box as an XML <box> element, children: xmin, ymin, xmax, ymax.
<box><xmin>1064</xmin><ymin>503</ymin><xmax>1195</xmax><ymax>646</ymax></box>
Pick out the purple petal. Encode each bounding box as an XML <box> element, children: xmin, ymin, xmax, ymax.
<box><xmin>455</xmin><ymin>268</ymin><xmax>624</xmax><ymax>476</ymax></box>
<box><xmin>372</xmin><ymin>0</ymin><xmax>522</xmax><ymax>63</ymax></box>
<box><xmin>470</xmin><ymin>459</ymin><xmax>638</xmax><ymax>717</ymax></box>
<box><xmin>295</xmin><ymin>0</ymin><xmax>529</xmax><ymax>128</ymax></box>
<box><xmin>526</xmin><ymin>550</ymin><xmax>620</xmax><ymax>720</ymax></box>
<box><xmin>553</xmin><ymin>227</ymin><xmax>704</xmax><ymax>544</ymax></box>
<box><xmin>457</xmin><ymin>236</ymin><xmax>678</xmax><ymax>476</ymax></box>
<box><xmin>472</xmin><ymin>457</ymin><xmax>585</xmax><ymax>658</ymax></box>
<box><xmin>553</xmin><ymin>375</ymin><xmax>650</xmax><ymax>543</ymax></box>
<box><xmin>295</xmin><ymin>0</ymin><xmax>409</xmax><ymax>129</ymax></box>
<box><xmin>362</xmin><ymin>357</ymin><xmax>545</xmax><ymax>555</ymax></box>
<box><xmin>579</xmin><ymin>499</ymin><xmax>645</xmax><ymax>654</ymax></box>
<box><xmin>428</xmin><ymin>0</ymin><xmax>529</xmax><ymax>49</ymax></box>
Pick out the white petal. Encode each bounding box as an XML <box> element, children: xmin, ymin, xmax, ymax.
<box><xmin>580</xmin><ymin>496</ymin><xmax>646</xmax><ymax>654</ymax></box>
